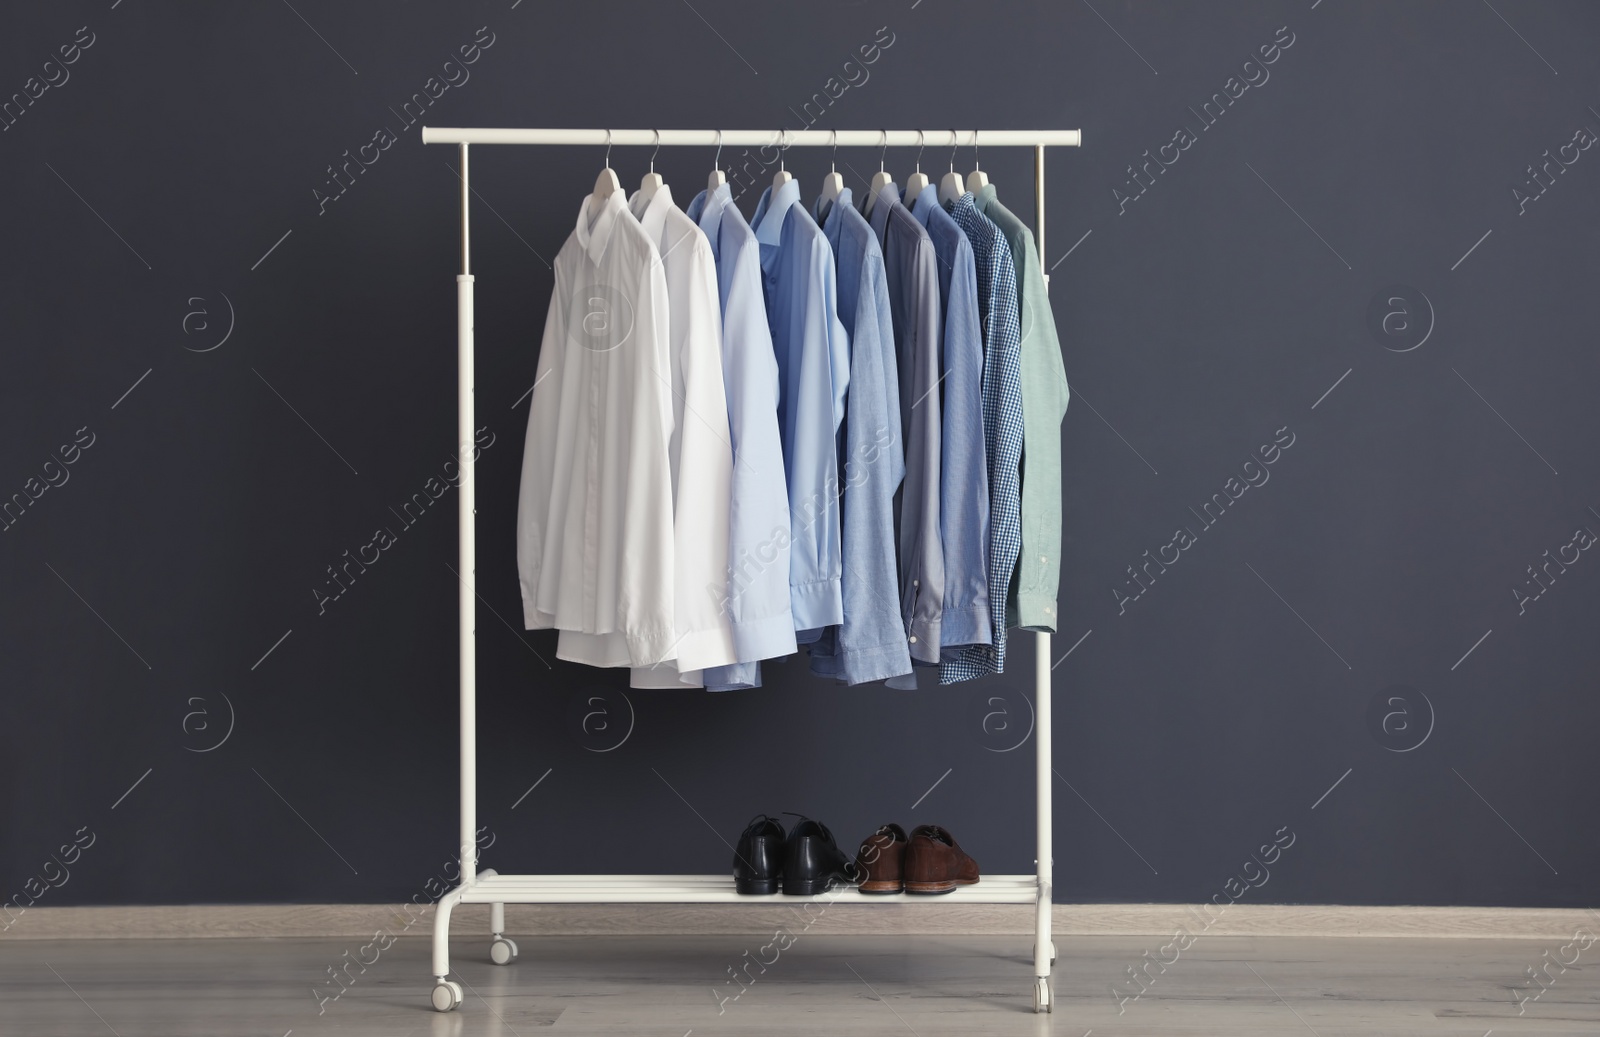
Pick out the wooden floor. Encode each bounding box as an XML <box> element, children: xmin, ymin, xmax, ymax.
<box><xmin>2</xmin><ymin>933</ymin><xmax>1596</xmax><ymax>1035</ymax></box>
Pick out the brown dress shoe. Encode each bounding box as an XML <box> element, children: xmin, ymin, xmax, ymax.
<box><xmin>855</xmin><ymin>823</ymin><xmax>909</xmax><ymax>893</ymax></box>
<box><xmin>903</xmin><ymin>824</ymin><xmax>981</xmax><ymax>894</ymax></box>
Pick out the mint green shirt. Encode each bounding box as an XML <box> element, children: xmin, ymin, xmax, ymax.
<box><xmin>974</xmin><ymin>185</ymin><xmax>1069</xmax><ymax>631</ymax></box>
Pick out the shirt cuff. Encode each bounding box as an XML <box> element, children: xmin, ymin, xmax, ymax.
<box><xmin>673</xmin><ymin>625</ymin><xmax>738</xmax><ymax>673</ymax></box>
<box><xmin>703</xmin><ymin>661</ymin><xmax>762</xmax><ymax>690</ymax></box>
<box><xmin>556</xmin><ymin>630</ymin><xmax>631</xmax><ymax>667</ymax></box>
<box><xmin>790</xmin><ymin>578</ymin><xmax>843</xmax><ymax>633</ymax></box>
<box><xmin>630</xmin><ymin>665</ymin><xmax>705</xmax><ymax>689</ymax></box>
<box><xmin>907</xmin><ymin>613</ymin><xmax>941</xmax><ymax>665</ymax></box>
<box><xmin>938</xmin><ymin>602</ymin><xmax>992</xmax><ymax>648</ymax></box>
<box><xmin>835</xmin><ymin>640</ymin><xmax>914</xmax><ymax>686</ymax></box>
<box><xmin>1015</xmin><ymin>590</ymin><xmax>1058</xmax><ymax>633</ymax></box>
<box><xmin>729</xmin><ymin>611</ymin><xmax>798</xmax><ymax>664</ymax></box>
<box><xmin>557</xmin><ymin>624</ymin><xmax>677</xmax><ymax>668</ymax></box>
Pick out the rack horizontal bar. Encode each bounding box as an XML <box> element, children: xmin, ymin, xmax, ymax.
<box><xmin>456</xmin><ymin>873</ymin><xmax>1041</xmax><ymax>904</ymax></box>
<box><xmin>421</xmin><ymin>127</ymin><xmax>1080</xmax><ymax>147</ymax></box>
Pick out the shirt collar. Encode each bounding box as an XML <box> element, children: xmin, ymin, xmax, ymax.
<box><xmin>689</xmin><ymin>183</ymin><xmax>731</xmax><ymax>259</ymax></box>
<box><xmin>948</xmin><ymin>190</ymin><xmax>977</xmax><ymax>216</ymax></box>
<box><xmin>574</xmin><ymin>189</ymin><xmax>627</xmax><ymax>265</ymax></box>
<box><xmin>908</xmin><ymin>183</ymin><xmax>939</xmax><ymax>226</ymax></box>
<box><xmin>867</xmin><ymin>181</ymin><xmax>899</xmax><ymax>241</ymax></box>
<box><xmin>973</xmin><ymin>182</ymin><xmax>998</xmax><ymax>213</ymax></box>
<box><xmin>627</xmin><ymin>182</ymin><xmax>675</xmax><ymax>243</ymax></box>
<box><xmin>752</xmin><ymin>178</ymin><xmax>802</xmax><ymax>247</ymax></box>
<box><xmin>813</xmin><ymin>186</ymin><xmax>854</xmax><ymax>229</ymax></box>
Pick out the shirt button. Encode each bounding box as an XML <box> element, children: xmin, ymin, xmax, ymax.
<box><xmin>909</xmin><ymin>636</ymin><xmax>918</xmax><ymax>644</ymax></box>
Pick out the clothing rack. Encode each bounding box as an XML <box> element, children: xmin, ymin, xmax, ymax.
<box><xmin>417</xmin><ymin>125</ymin><xmax>1082</xmax><ymax>1015</ymax></box>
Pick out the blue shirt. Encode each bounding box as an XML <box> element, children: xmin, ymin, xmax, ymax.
<box><xmin>750</xmin><ymin>180</ymin><xmax>850</xmax><ymax>637</ymax></box>
<box><xmin>940</xmin><ymin>193</ymin><xmax>1022</xmax><ymax>684</ymax></box>
<box><xmin>686</xmin><ymin>184</ymin><xmax>800</xmax><ymax>690</ymax></box>
<box><xmin>807</xmin><ymin>188</ymin><xmax>913</xmax><ymax>685</ymax></box>
<box><xmin>868</xmin><ymin>182</ymin><xmax>945</xmax><ymax>678</ymax></box>
<box><xmin>908</xmin><ymin>184</ymin><xmax>991</xmax><ymax>651</ymax></box>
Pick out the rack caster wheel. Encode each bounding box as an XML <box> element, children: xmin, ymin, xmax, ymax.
<box><xmin>431</xmin><ymin>979</ymin><xmax>464</xmax><ymax>1012</ymax></box>
<box><xmin>1033</xmin><ymin>977</ymin><xmax>1053</xmax><ymax>1014</ymax></box>
<box><xmin>490</xmin><ymin>937</ymin><xmax>519</xmax><ymax>965</ymax></box>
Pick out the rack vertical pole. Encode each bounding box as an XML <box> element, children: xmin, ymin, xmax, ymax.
<box><xmin>457</xmin><ymin>141</ymin><xmax>478</xmax><ymax>886</ymax></box>
<box><xmin>1032</xmin><ymin>143</ymin><xmax>1055</xmax><ymax>995</ymax></box>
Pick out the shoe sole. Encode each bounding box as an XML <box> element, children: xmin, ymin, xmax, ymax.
<box><xmin>735</xmin><ymin>879</ymin><xmax>779</xmax><ymax>895</ymax></box>
<box><xmin>782</xmin><ymin>878</ymin><xmax>848</xmax><ymax>896</ymax></box>
<box><xmin>904</xmin><ymin>880</ymin><xmax>965</xmax><ymax>894</ymax></box>
<box><xmin>857</xmin><ymin>880</ymin><xmax>904</xmax><ymax>894</ymax></box>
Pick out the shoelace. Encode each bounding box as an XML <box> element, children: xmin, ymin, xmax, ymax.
<box><xmin>781</xmin><ymin>810</ymin><xmax>827</xmax><ymax>838</ymax></box>
<box><xmin>742</xmin><ymin>814</ymin><xmax>785</xmax><ymax>841</ymax></box>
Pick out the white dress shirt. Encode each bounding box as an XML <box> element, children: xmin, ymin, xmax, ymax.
<box><xmin>518</xmin><ymin>189</ymin><xmax>678</xmax><ymax>667</ymax></box>
<box><xmin>616</xmin><ymin>184</ymin><xmax>739</xmax><ymax>687</ymax></box>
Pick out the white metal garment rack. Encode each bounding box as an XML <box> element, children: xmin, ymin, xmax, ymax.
<box><xmin>417</xmin><ymin>126</ymin><xmax>1082</xmax><ymax>1015</ymax></box>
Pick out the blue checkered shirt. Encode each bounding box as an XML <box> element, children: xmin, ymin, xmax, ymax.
<box><xmin>940</xmin><ymin>194</ymin><xmax>1021</xmax><ymax>683</ymax></box>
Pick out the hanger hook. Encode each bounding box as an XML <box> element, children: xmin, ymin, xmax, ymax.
<box><xmin>830</xmin><ymin>128</ymin><xmax>838</xmax><ymax>173</ymax></box>
<box><xmin>949</xmin><ymin>129</ymin><xmax>959</xmax><ymax>173</ymax></box>
<box><xmin>604</xmin><ymin>128</ymin><xmax>613</xmax><ymax>168</ymax></box>
<box><xmin>915</xmin><ymin>129</ymin><xmax>926</xmax><ymax>173</ymax></box>
<box><xmin>649</xmin><ymin>128</ymin><xmax>660</xmax><ymax>173</ymax></box>
<box><xmin>878</xmin><ymin>128</ymin><xmax>888</xmax><ymax>172</ymax></box>
<box><xmin>972</xmin><ymin>129</ymin><xmax>980</xmax><ymax>172</ymax></box>
<box><xmin>714</xmin><ymin>128</ymin><xmax>723</xmax><ymax>170</ymax></box>
<box><xmin>778</xmin><ymin>128</ymin><xmax>788</xmax><ymax>172</ymax></box>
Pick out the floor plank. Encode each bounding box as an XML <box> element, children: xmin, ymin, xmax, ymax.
<box><xmin>1</xmin><ymin>933</ymin><xmax>1596</xmax><ymax>1035</ymax></box>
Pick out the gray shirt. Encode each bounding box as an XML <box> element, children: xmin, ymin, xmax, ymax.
<box><xmin>868</xmin><ymin>183</ymin><xmax>944</xmax><ymax>673</ymax></box>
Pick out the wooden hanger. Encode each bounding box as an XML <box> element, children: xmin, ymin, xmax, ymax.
<box><xmin>592</xmin><ymin>127</ymin><xmax>620</xmax><ymax>204</ymax></box>
<box><xmin>708</xmin><ymin>129</ymin><xmax>726</xmax><ymax>191</ymax></box>
<box><xmin>637</xmin><ymin>128</ymin><xmax>665</xmax><ymax>203</ymax></box>
<box><xmin>965</xmin><ymin>129</ymin><xmax>990</xmax><ymax>193</ymax></box>
<box><xmin>939</xmin><ymin>129</ymin><xmax>967</xmax><ymax>205</ymax></box>
<box><xmin>772</xmin><ymin>129</ymin><xmax>793</xmax><ymax>190</ymax></box>
<box><xmin>818</xmin><ymin>129</ymin><xmax>844</xmax><ymax>217</ymax></box>
<box><xmin>865</xmin><ymin>130</ymin><xmax>893</xmax><ymax>216</ymax></box>
<box><xmin>905</xmin><ymin>129</ymin><xmax>930</xmax><ymax>197</ymax></box>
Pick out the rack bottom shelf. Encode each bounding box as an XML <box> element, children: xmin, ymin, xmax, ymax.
<box><xmin>456</xmin><ymin>873</ymin><xmax>1041</xmax><ymax>904</ymax></box>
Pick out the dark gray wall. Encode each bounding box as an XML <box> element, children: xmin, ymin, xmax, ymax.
<box><xmin>2</xmin><ymin>0</ymin><xmax>1597</xmax><ymax>911</ymax></box>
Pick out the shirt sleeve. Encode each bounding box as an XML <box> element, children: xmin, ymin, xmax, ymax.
<box><xmin>701</xmin><ymin>230</ymin><xmax>797</xmax><ymax>690</ymax></box>
<box><xmin>938</xmin><ymin>233</ymin><xmax>991</xmax><ymax>648</ymax></box>
<box><xmin>665</xmin><ymin>233</ymin><xmax>738</xmax><ymax>671</ymax></box>
<box><xmin>617</xmin><ymin>253</ymin><xmax>678</xmax><ymax>664</ymax></box>
<box><xmin>517</xmin><ymin>260</ymin><xmax>568</xmax><ymax>629</ymax></box>
<box><xmin>786</xmin><ymin>232</ymin><xmax>848</xmax><ymax>636</ymax></box>
<box><xmin>899</xmin><ymin>237</ymin><xmax>945</xmax><ymax>663</ymax></box>
<box><xmin>1012</xmin><ymin>223</ymin><xmax>1070</xmax><ymax>632</ymax></box>
<box><xmin>831</xmin><ymin>252</ymin><xmax>913</xmax><ymax>684</ymax></box>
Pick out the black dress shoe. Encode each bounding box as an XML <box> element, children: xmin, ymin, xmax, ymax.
<box><xmin>733</xmin><ymin>815</ymin><xmax>785</xmax><ymax>895</ymax></box>
<box><xmin>782</xmin><ymin>816</ymin><xmax>855</xmax><ymax>896</ymax></box>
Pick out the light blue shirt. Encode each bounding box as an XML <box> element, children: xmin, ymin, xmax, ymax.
<box><xmin>686</xmin><ymin>184</ymin><xmax>799</xmax><ymax>690</ymax></box>
<box><xmin>807</xmin><ymin>188</ymin><xmax>913</xmax><ymax>685</ymax></box>
<box><xmin>868</xmin><ymin>182</ymin><xmax>944</xmax><ymax>679</ymax></box>
<box><xmin>908</xmin><ymin>184</ymin><xmax>991</xmax><ymax>650</ymax></box>
<box><xmin>750</xmin><ymin>180</ymin><xmax>850</xmax><ymax>638</ymax></box>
